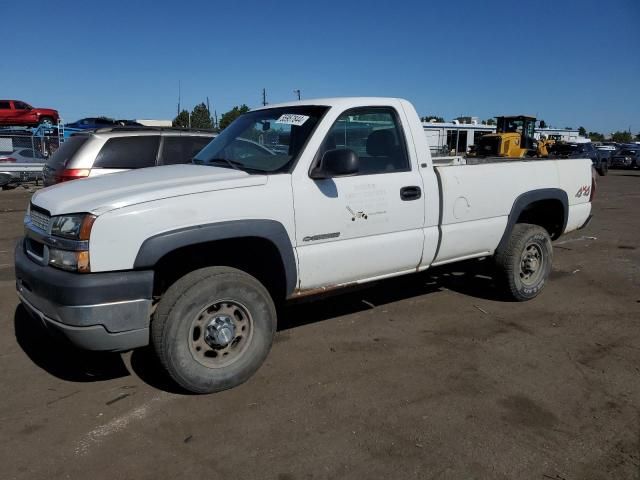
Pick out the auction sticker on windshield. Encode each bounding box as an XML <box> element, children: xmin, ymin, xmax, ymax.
<box><xmin>276</xmin><ymin>114</ymin><xmax>309</xmax><ymax>126</ymax></box>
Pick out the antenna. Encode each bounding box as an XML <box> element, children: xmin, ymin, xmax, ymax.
<box><xmin>177</xmin><ymin>80</ymin><xmax>181</xmax><ymax>116</ymax></box>
<box><xmin>294</xmin><ymin>89</ymin><xmax>301</xmax><ymax>100</ymax></box>
<box><xmin>262</xmin><ymin>88</ymin><xmax>267</xmax><ymax>106</ymax></box>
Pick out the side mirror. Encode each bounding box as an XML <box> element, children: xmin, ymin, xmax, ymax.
<box><xmin>310</xmin><ymin>148</ymin><xmax>359</xmax><ymax>179</ymax></box>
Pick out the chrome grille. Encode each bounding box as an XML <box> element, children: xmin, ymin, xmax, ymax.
<box><xmin>30</xmin><ymin>208</ymin><xmax>50</xmax><ymax>232</ymax></box>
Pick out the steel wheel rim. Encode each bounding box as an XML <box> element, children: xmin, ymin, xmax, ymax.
<box><xmin>188</xmin><ymin>299</ymin><xmax>254</xmax><ymax>368</ymax></box>
<box><xmin>519</xmin><ymin>243</ymin><xmax>544</xmax><ymax>286</ymax></box>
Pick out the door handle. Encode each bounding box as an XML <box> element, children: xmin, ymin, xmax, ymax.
<box><xmin>400</xmin><ymin>186</ymin><xmax>421</xmax><ymax>201</ymax></box>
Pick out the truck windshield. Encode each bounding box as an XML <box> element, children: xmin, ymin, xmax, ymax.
<box><xmin>194</xmin><ymin>106</ymin><xmax>328</xmax><ymax>173</ymax></box>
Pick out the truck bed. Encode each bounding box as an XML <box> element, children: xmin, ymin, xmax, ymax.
<box><xmin>431</xmin><ymin>157</ymin><xmax>592</xmax><ymax>265</ymax></box>
<box><xmin>433</xmin><ymin>155</ymin><xmax>586</xmax><ymax>166</ymax></box>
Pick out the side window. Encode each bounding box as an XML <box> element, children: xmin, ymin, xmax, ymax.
<box><xmin>0</xmin><ymin>101</ymin><xmax>11</xmax><ymax>109</ymax></box>
<box><xmin>93</xmin><ymin>136</ymin><xmax>160</xmax><ymax>169</ymax></box>
<box><xmin>160</xmin><ymin>136</ymin><xmax>213</xmax><ymax>165</ymax></box>
<box><xmin>318</xmin><ymin>107</ymin><xmax>409</xmax><ymax>175</ymax></box>
<box><xmin>14</xmin><ymin>101</ymin><xmax>28</xmax><ymax>110</ymax></box>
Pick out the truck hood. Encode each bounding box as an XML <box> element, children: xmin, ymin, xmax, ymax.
<box><xmin>31</xmin><ymin>164</ymin><xmax>267</xmax><ymax>216</ymax></box>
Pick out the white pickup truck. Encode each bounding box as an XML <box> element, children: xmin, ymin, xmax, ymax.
<box><xmin>15</xmin><ymin>97</ymin><xmax>594</xmax><ymax>393</ymax></box>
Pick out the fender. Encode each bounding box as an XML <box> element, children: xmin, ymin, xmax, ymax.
<box><xmin>134</xmin><ymin>219</ymin><xmax>297</xmax><ymax>295</ymax></box>
<box><xmin>497</xmin><ymin>188</ymin><xmax>568</xmax><ymax>251</ymax></box>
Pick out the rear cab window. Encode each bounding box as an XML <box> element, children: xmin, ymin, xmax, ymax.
<box><xmin>93</xmin><ymin>136</ymin><xmax>160</xmax><ymax>169</ymax></box>
<box><xmin>45</xmin><ymin>135</ymin><xmax>90</xmax><ymax>170</ymax></box>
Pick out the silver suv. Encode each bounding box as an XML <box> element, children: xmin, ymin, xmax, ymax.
<box><xmin>42</xmin><ymin>127</ymin><xmax>215</xmax><ymax>186</ymax></box>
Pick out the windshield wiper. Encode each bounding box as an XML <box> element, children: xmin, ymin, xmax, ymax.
<box><xmin>203</xmin><ymin>157</ymin><xmax>241</xmax><ymax>170</ymax></box>
<box><xmin>195</xmin><ymin>157</ymin><xmax>266</xmax><ymax>174</ymax></box>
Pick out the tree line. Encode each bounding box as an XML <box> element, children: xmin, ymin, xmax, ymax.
<box><xmin>172</xmin><ymin>102</ymin><xmax>250</xmax><ymax>130</ymax></box>
<box><xmin>177</xmin><ymin>104</ymin><xmax>640</xmax><ymax>143</ymax></box>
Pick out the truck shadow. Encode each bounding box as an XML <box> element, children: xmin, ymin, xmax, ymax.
<box><xmin>13</xmin><ymin>305</ymin><xmax>130</xmax><ymax>382</ymax></box>
<box><xmin>13</xmin><ymin>258</ymin><xmax>502</xmax><ymax>392</ymax></box>
<box><xmin>279</xmin><ymin>258</ymin><xmax>503</xmax><ymax>331</ymax></box>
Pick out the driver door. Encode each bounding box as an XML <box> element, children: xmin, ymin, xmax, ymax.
<box><xmin>292</xmin><ymin>105</ymin><xmax>425</xmax><ymax>290</ymax></box>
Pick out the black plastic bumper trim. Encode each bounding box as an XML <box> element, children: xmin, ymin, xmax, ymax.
<box><xmin>15</xmin><ymin>239</ymin><xmax>153</xmax><ymax>306</ymax></box>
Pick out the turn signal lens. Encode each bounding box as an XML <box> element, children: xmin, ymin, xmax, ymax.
<box><xmin>79</xmin><ymin>215</ymin><xmax>96</xmax><ymax>241</ymax></box>
<box><xmin>77</xmin><ymin>251</ymin><xmax>90</xmax><ymax>272</ymax></box>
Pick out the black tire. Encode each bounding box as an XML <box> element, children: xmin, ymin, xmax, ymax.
<box><xmin>494</xmin><ymin>223</ymin><xmax>553</xmax><ymax>301</ymax></box>
<box><xmin>597</xmin><ymin>162</ymin><xmax>608</xmax><ymax>176</ymax></box>
<box><xmin>39</xmin><ymin>117</ymin><xmax>54</xmax><ymax>126</ymax></box>
<box><xmin>151</xmin><ymin>266</ymin><xmax>276</xmax><ymax>394</ymax></box>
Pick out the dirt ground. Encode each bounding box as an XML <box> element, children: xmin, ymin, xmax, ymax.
<box><xmin>0</xmin><ymin>171</ymin><xmax>639</xmax><ymax>480</ymax></box>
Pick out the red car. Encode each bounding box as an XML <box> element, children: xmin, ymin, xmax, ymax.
<box><xmin>0</xmin><ymin>100</ymin><xmax>59</xmax><ymax>127</ymax></box>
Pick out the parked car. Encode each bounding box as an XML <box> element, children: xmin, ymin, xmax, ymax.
<box><xmin>64</xmin><ymin>117</ymin><xmax>119</xmax><ymax>130</ymax></box>
<box><xmin>0</xmin><ymin>148</ymin><xmax>46</xmax><ymax>163</ymax></box>
<box><xmin>16</xmin><ymin>97</ymin><xmax>594</xmax><ymax>394</ymax></box>
<box><xmin>595</xmin><ymin>143</ymin><xmax>617</xmax><ymax>152</ymax></box>
<box><xmin>42</xmin><ymin>127</ymin><xmax>215</xmax><ymax>186</ymax></box>
<box><xmin>116</xmin><ymin>119</ymin><xmax>144</xmax><ymax>127</ymax></box>
<box><xmin>550</xmin><ymin>141</ymin><xmax>609</xmax><ymax>175</ymax></box>
<box><xmin>611</xmin><ymin>147</ymin><xmax>640</xmax><ymax>169</ymax></box>
<box><xmin>0</xmin><ymin>100</ymin><xmax>59</xmax><ymax>127</ymax></box>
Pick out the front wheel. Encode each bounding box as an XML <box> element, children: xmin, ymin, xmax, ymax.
<box><xmin>152</xmin><ymin>266</ymin><xmax>277</xmax><ymax>394</ymax></box>
<box><xmin>494</xmin><ymin>223</ymin><xmax>553</xmax><ymax>301</ymax></box>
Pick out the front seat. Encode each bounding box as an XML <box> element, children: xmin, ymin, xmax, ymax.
<box><xmin>365</xmin><ymin>129</ymin><xmax>399</xmax><ymax>172</ymax></box>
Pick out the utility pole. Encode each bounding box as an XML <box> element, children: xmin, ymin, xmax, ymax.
<box><xmin>293</xmin><ymin>89</ymin><xmax>301</xmax><ymax>100</ymax></box>
<box><xmin>262</xmin><ymin>88</ymin><xmax>267</xmax><ymax>106</ymax></box>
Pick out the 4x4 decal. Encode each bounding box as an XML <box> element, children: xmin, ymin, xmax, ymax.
<box><xmin>575</xmin><ymin>185</ymin><xmax>591</xmax><ymax>198</ymax></box>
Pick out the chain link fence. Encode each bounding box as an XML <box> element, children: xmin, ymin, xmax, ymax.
<box><xmin>0</xmin><ymin>128</ymin><xmax>61</xmax><ymax>187</ymax></box>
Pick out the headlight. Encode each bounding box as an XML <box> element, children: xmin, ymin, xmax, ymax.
<box><xmin>49</xmin><ymin>248</ymin><xmax>90</xmax><ymax>272</ymax></box>
<box><xmin>51</xmin><ymin>214</ymin><xmax>96</xmax><ymax>240</ymax></box>
<box><xmin>48</xmin><ymin>213</ymin><xmax>95</xmax><ymax>273</ymax></box>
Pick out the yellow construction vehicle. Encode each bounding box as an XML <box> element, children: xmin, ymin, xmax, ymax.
<box><xmin>476</xmin><ymin>115</ymin><xmax>552</xmax><ymax>158</ymax></box>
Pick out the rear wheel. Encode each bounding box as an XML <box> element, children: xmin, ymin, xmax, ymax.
<box><xmin>152</xmin><ymin>266</ymin><xmax>277</xmax><ymax>393</ymax></box>
<box><xmin>597</xmin><ymin>162</ymin><xmax>608</xmax><ymax>176</ymax></box>
<box><xmin>494</xmin><ymin>223</ymin><xmax>553</xmax><ymax>301</ymax></box>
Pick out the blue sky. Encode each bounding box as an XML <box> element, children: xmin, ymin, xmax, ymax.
<box><xmin>2</xmin><ymin>0</ymin><xmax>639</xmax><ymax>133</ymax></box>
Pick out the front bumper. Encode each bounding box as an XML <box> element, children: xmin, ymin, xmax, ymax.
<box><xmin>611</xmin><ymin>158</ymin><xmax>633</xmax><ymax>168</ymax></box>
<box><xmin>15</xmin><ymin>240</ymin><xmax>154</xmax><ymax>351</ymax></box>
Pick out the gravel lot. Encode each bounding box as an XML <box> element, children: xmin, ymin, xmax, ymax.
<box><xmin>1</xmin><ymin>171</ymin><xmax>639</xmax><ymax>480</ymax></box>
